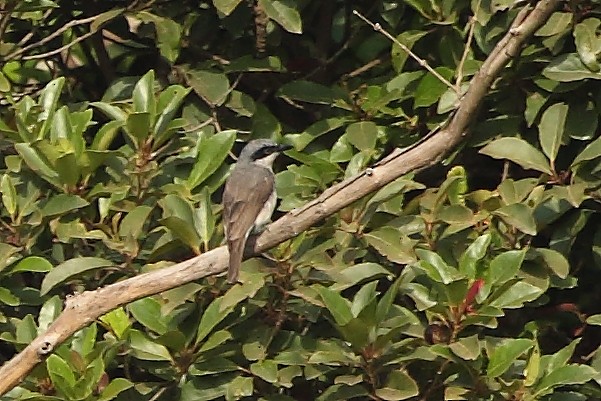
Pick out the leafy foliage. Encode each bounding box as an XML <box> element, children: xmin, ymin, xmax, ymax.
<box><xmin>1</xmin><ymin>0</ymin><xmax>601</xmax><ymax>400</ymax></box>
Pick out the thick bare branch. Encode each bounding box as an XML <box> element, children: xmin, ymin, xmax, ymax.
<box><xmin>0</xmin><ymin>0</ymin><xmax>561</xmax><ymax>395</ymax></box>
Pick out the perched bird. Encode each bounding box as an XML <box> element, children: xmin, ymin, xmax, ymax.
<box><xmin>222</xmin><ymin>139</ymin><xmax>291</xmax><ymax>283</ymax></box>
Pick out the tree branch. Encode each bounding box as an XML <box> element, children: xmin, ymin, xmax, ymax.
<box><xmin>0</xmin><ymin>0</ymin><xmax>561</xmax><ymax>394</ymax></box>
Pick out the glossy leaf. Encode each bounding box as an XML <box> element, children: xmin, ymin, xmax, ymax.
<box><xmin>480</xmin><ymin>137</ymin><xmax>552</xmax><ymax>174</ymax></box>
<box><xmin>415</xmin><ymin>249</ymin><xmax>463</xmax><ymax>284</ymax></box>
<box><xmin>493</xmin><ymin>203</ymin><xmax>537</xmax><ymax>235</ymax></box>
<box><xmin>538</xmin><ymin>103</ymin><xmax>567</xmax><ymax>163</ymax></box>
<box><xmin>41</xmin><ymin>257</ymin><xmax>114</xmax><ymax>295</ymax></box>
<box><xmin>345</xmin><ymin>121</ymin><xmax>378</xmax><ymax>151</ymax></box>
<box><xmin>487</xmin><ymin>338</ymin><xmax>533</xmax><ymax>378</ymax></box>
<box><xmin>187</xmin><ymin>70</ymin><xmax>230</xmax><ymax>106</ymax></box>
<box><xmin>458</xmin><ymin>234</ymin><xmax>491</xmax><ymax>277</ymax></box>
<box><xmin>187</xmin><ymin>130</ymin><xmax>236</xmax><ymax>190</ymax></box>
<box><xmin>259</xmin><ymin>0</ymin><xmax>302</xmax><ymax>34</ymax></box>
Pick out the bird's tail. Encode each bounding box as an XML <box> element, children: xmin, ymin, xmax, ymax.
<box><xmin>227</xmin><ymin>239</ymin><xmax>244</xmax><ymax>283</ymax></box>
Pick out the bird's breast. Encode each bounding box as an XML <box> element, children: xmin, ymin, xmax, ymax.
<box><xmin>254</xmin><ymin>188</ymin><xmax>277</xmax><ymax>229</ymax></box>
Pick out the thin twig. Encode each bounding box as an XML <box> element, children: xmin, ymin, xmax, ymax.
<box><xmin>343</xmin><ymin>58</ymin><xmax>384</xmax><ymax>79</ymax></box>
<box><xmin>21</xmin><ymin>30</ymin><xmax>97</xmax><ymax>61</ymax></box>
<box><xmin>455</xmin><ymin>4</ymin><xmax>479</xmax><ymax>90</ymax></box>
<box><xmin>12</xmin><ymin>9</ymin><xmax>54</xmax><ymax>49</ymax></box>
<box><xmin>148</xmin><ymin>386</ymin><xmax>168</xmax><ymax>401</ymax></box>
<box><xmin>0</xmin><ymin>2</ymin><xmax>16</xmax><ymax>44</ymax></box>
<box><xmin>6</xmin><ymin>14</ymin><xmax>102</xmax><ymax>60</ymax></box>
<box><xmin>353</xmin><ymin>10</ymin><xmax>458</xmax><ymax>93</ymax></box>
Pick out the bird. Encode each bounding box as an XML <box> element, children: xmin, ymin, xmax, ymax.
<box><xmin>222</xmin><ymin>139</ymin><xmax>291</xmax><ymax>283</ymax></box>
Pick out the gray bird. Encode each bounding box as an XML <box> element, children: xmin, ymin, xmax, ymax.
<box><xmin>222</xmin><ymin>139</ymin><xmax>291</xmax><ymax>283</ymax></box>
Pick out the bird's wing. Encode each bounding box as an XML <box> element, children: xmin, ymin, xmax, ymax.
<box><xmin>223</xmin><ymin>165</ymin><xmax>275</xmax><ymax>282</ymax></box>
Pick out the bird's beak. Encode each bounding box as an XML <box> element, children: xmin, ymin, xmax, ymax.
<box><xmin>277</xmin><ymin>144</ymin><xmax>293</xmax><ymax>152</ymax></box>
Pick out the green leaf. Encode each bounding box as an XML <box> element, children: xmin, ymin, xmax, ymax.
<box><xmin>99</xmin><ymin>308</ymin><xmax>131</xmax><ymax>339</ymax></box>
<box><xmin>91</xmin><ymin>120</ymin><xmax>123</xmax><ymax>151</ymax></box>
<box><xmin>376</xmin><ymin>370</ymin><xmax>419</xmax><ymax>400</ymax></box>
<box><xmin>0</xmin><ymin>71</ymin><xmax>10</xmax><ymax>92</ymax></box>
<box><xmin>119</xmin><ymin>205</ymin><xmax>153</xmax><ymax>239</ymax></box>
<box><xmin>488</xmin><ymin>250</ymin><xmax>526</xmax><ymax>285</ymax></box>
<box><xmin>532</xmin><ymin>248</ymin><xmax>569</xmax><ymax>278</ymax></box>
<box><xmin>136</xmin><ymin>13</ymin><xmax>181</xmax><ymax>62</ymax></box>
<box><xmin>159</xmin><ymin>194</ymin><xmax>202</xmax><ymax>252</ymax></box>
<box><xmin>571</xmin><ymin>135</ymin><xmax>601</xmax><ymax>167</ymax></box>
<box><xmin>97</xmin><ymin>378</ymin><xmax>134</xmax><ymax>401</ymax></box>
<box><xmin>489</xmin><ymin>282</ymin><xmax>545</xmax><ymax>309</ymax></box>
<box><xmin>198</xmin><ymin>330</ymin><xmax>232</xmax><ymax>353</ymax></box>
<box><xmin>316</xmin><ymin>285</ymin><xmax>353</xmax><ymax>326</ymax></box>
<box><xmin>159</xmin><ymin>216</ymin><xmax>201</xmax><ymax>253</ymax></box>
<box><xmin>480</xmin><ymin>137</ymin><xmax>552</xmax><ymax>174</ymax></box>
<box><xmin>365</xmin><ymin>227</ymin><xmax>415</xmax><ymax>265</ymax></box>
<box><xmin>525</xmin><ymin>342</ymin><xmax>541</xmax><ymax>386</ymax></box>
<box><xmin>538</xmin><ymin>103</ymin><xmax>568</xmax><ymax>163</ymax></box>
<box><xmin>414</xmin><ymin>67</ymin><xmax>453</xmax><ymax>108</ymax></box>
<box><xmin>154</xmin><ymin>85</ymin><xmax>191</xmax><ymax>141</ymax></box>
<box><xmin>587</xmin><ymin>314</ymin><xmax>601</xmax><ymax>325</ymax></box>
<box><xmin>345</xmin><ymin>121</ymin><xmax>378</xmax><ymax>151</ymax></box>
<box><xmin>187</xmin><ymin>70</ymin><xmax>230</xmax><ymax>106</ymax></box>
<box><xmin>41</xmin><ymin>194</ymin><xmax>89</xmax><ymax>217</ymax></box>
<box><xmin>487</xmin><ymin>338</ymin><xmax>533</xmax><ymax>378</ymax></box>
<box><xmin>128</xmin><ymin>297</ymin><xmax>169</xmax><ymax>335</ymax></box>
<box><xmin>10</xmin><ymin>256</ymin><xmax>52</xmax><ymax>274</ymax></box>
<box><xmin>449</xmin><ymin>334</ymin><xmax>481</xmax><ymax>360</ymax></box>
<box><xmin>47</xmin><ymin>354</ymin><xmax>76</xmax><ymax>398</ymax></box>
<box><xmin>543</xmin><ymin>53</ymin><xmax>601</xmax><ymax>82</ymax></box>
<box><xmin>573</xmin><ymin>18</ymin><xmax>601</xmax><ymax>72</ymax></box>
<box><xmin>195</xmin><ymin>187</ymin><xmax>215</xmax><ymax>247</ymax></box>
<box><xmin>250</xmin><ymin>360</ymin><xmax>278</xmax><ymax>383</ymax></box>
<box><xmin>1</xmin><ymin>174</ymin><xmax>17</xmax><ymax>216</ymax></box>
<box><xmin>543</xmin><ymin>339</ymin><xmax>581</xmax><ymax>374</ymax></box>
<box><xmin>91</xmin><ymin>101</ymin><xmax>128</xmax><ymax>122</ymax></box>
<box><xmin>534</xmin><ymin>364</ymin><xmax>597</xmax><ymax>396</ymax></box>
<box><xmin>566</xmin><ymin>100</ymin><xmax>598</xmax><ymax>140</ymax></box>
<box><xmin>226</xmin><ymin>376</ymin><xmax>254</xmax><ymax>399</ymax></box>
<box><xmin>259</xmin><ymin>0</ymin><xmax>302</xmax><ymax>34</ymax></box>
<box><xmin>278</xmin><ymin>80</ymin><xmax>340</xmax><ymax>104</ymax></box>
<box><xmin>187</xmin><ymin>130</ymin><xmax>236</xmax><ymax>190</ymax></box>
<box><xmin>38</xmin><ymin>77</ymin><xmax>65</xmax><ymax>138</ymax></box>
<box><xmin>525</xmin><ymin>92</ymin><xmax>547</xmax><ymax>127</ymax></box>
<box><xmin>336</xmin><ymin>263</ymin><xmax>390</xmax><ymax>288</ymax></box>
<box><xmin>286</xmin><ymin>117</ymin><xmax>346</xmax><ymax>150</ymax></box>
<box><xmin>415</xmin><ymin>249</ymin><xmax>463</xmax><ymax>284</ymax></box>
<box><xmin>0</xmin><ymin>243</ymin><xmax>20</xmax><ymax>273</ymax></box>
<box><xmin>391</xmin><ymin>31</ymin><xmax>428</xmax><ymax>72</ymax></box>
<box><xmin>458</xmin><ymin>234</ymin><xmax>491</xmax><ymax>277</ymax></box>
<box><xmin>15</xmin><ymin>143</ymin><xmax>60</xmax><ymax>187</ymax></box>
<box><xmin>41</xmin><ymin>257</ymin><xmax>114</xmax><ymax>295</ymax></box>
<box><xmin>128</xmin><ymin>329</ymin><xmax>172</xmax><ymax>361</ymax></box>
<box><xmin>219</xmin><ymin>275</ymin><xmax>264</xmax><ymax>311</ymax></box>
<box><xmin>54</xmin><ymin>153</ymin><xmax>80</xmax><ymax>188</ymax></box>
<box><xmin>493</xmin><ymin>203</ymin><xmax>537</xmax><ymax>235</ymax></box>
<box><xmin>375</xmin><ymin>278</ymin><xmax>402</xmax><ymax>323</ymax></box>
<box><xmin>196</xmin><ymin>296</ymin><xmax>236</xmax><ymax>344</ymax></box>
<box><xmin>90</xmin><ymin>8</ymin><xmax>125</xmax><ymax>31</ymax></box>
<box><xmin>133</xmin><ymin>70</ymin><xmax>156</xmax><ymax>117</ymax></box>
<box><xmin>350</xmin><ymin>281</ymin><xmax>378</xmax><ymax>318</ymax></box>
<box><xmin>0</xmin><ymin>288</ymin><xmax>19</xmax><ymax>306</ymax></box>
<box><xmin>536</xmin><ymin>12</ymin><xmax>572</xmax><ymax>37</ymax></box>
<box><xmin>213</xmin><ymin>0</ymin><xmax>244</xmax><ymax>15</ymax></box>
<box><xmin>126</xmin><ymin>112</ymin><xmax>151</xmax><ymax>141</ymax></box>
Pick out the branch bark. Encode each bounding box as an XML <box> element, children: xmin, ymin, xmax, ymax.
<box><xmin>0</xmin><ymin>0</ymin><xmax>560</xmax><ymax>395</ymax></box>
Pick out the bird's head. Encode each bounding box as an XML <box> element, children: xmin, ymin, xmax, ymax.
<box><xmin>238</xmin><ymin>139</ymin><xmax>292</xmax><ymax>167</ymax></box>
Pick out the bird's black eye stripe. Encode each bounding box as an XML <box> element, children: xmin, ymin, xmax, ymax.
<box><xmin>251</xmin><ymin>145</ymin><xmax>280</xmax><ymax>160</ymax></box>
